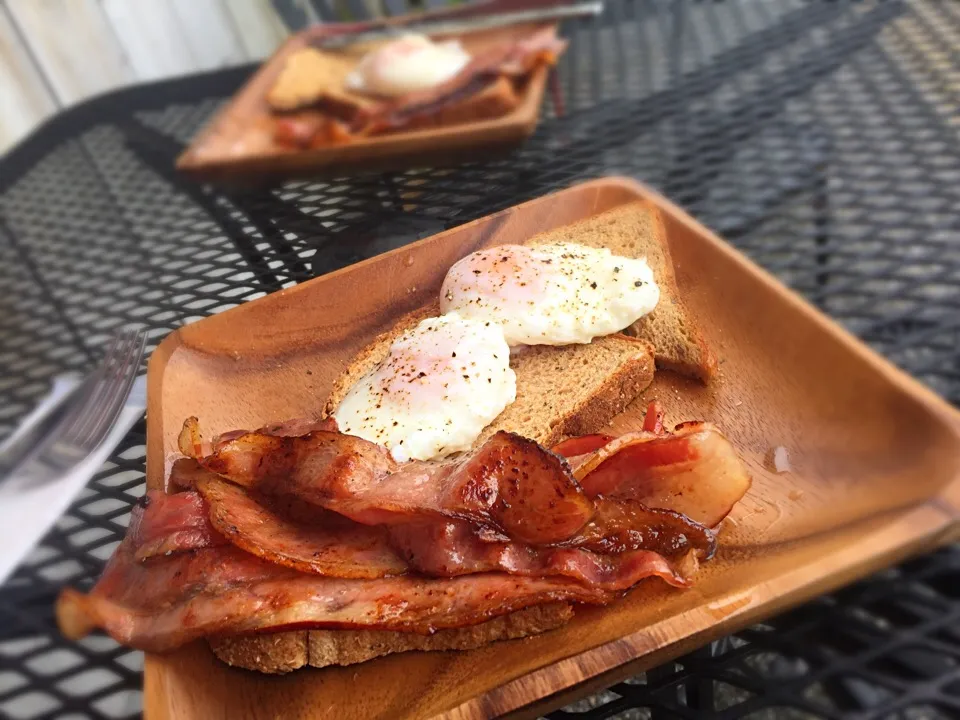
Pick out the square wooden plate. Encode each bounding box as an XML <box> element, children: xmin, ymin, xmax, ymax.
<box><xmin>144</xmin><ymin>177</ymin><xmax>960</xmax><ymax>719</ymax></box>
<box><xmin>175</xmin><ymin>17</ymin><xmax>553</xmax><ymax>184</ymax></box>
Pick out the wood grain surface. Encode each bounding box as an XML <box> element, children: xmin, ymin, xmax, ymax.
<box><xmin>144</xmin><ymin>177</ymin><xmax>960</xmax><ymax>720</ymax></box>
<box><xmin>176</xmin><ymin>17</ymin><xmax>552</xmax><ymax>183</ymax></box>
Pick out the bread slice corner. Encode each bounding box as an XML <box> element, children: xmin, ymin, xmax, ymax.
<box><xmin>527</xmin><ymin>200</ymin><xmax>717</xmax><ymax>382</ymax></box>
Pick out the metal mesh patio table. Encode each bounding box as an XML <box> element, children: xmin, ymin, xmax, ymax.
<box><xmin>1</xmin><ymin>1</ymin><xmax>958</xmax><ymax>718</ymax></box>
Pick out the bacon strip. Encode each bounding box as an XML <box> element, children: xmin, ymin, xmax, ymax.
<box><xmin>129</xmin><ymin>490</ymin><xmax>224</xmax><ymax>561</ymax></box>
<box><xmin>174</xmin><ymin>461</ymin><xmax>711</xmax><ymax>590</ymax></box>
<box><xmin>120</xmin><ymin>459</ymin><xmax>717</xmax><ymax>593</ymax></box>
<box><xmin>197</xmin><ymin>477</ymin><xmax>408</xmax><ymax>579</ymax></box>
<box><xmin>174</xmin><ymin>471</ymin><xmax>713</xmax><ymax>592</ymax></box>
<box><xmin>390</xmin><ymin>512</ymin><xmax>709</xmax><ymax>591</ymax></box>
<box><xmin>57</xmin><ymin>409</ymin><xmax>748</xmax><ymax>654</ymax></box>
<box><xmin>554</xmin><ymin>414</ymin><xmax>751</xmax><ymax>529</ymax></box>
<box><xmin>180</xmin><ymin>420</ymin><xmax>594</xmax><ymax>546</ymax></box>
<box><xmin>271</xmin><ymin>27</ymin><xmax>566</xmax><ymax>147</ymax></box>
<box><xmin>56</xmin><ymin>538</ymin><xmax>614</xmax><ymax>653</ymax></box>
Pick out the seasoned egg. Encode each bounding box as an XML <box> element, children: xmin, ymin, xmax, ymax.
<box><xmin>332</xmin><ymin>313</ymin><xmax>515</xmax><ymax>462</ymax></box>
<box><xmin>345</xmin><ymin>34</ymin><xmax>470</xmax><ymax>98</ymax></box>
<box><xmin>439</xmin><ymin>243</ymin><xmax>660</xmax><ymax>346</ymax></box>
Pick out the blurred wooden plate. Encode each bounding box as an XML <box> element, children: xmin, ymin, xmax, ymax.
<box><xmin>176</xmin><ymin>17</ymin><xmax>554</xmax><ymax>184</ymax></box>
<box><xmin>144</xmin><ymin>177</ymin><xmax>960</xmax><ymax>719</ymax></box>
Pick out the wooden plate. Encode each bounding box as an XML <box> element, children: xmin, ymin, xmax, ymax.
<box><xmin>144</xmin><ymin>177</ymin><xmax>960</xmax><ymax>719</ymax></box>
<box><xmin>175</xmin><ymin>18</ymin><xmax>553</xmax><ymax>184</ymax></box>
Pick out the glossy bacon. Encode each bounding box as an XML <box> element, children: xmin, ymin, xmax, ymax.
<box><xmin>551</xmin><ymin>434</ymin><xmax>615</xmax><ymax>458</ymax></box>
<box><xmin>642</xmin><ymin>400</ymin><xmax>665</xmax><ymax>434</ymax></box>
<box><xmin>56</xmin><ymin>405</ymin><xmax>750</xmax><ymax>654</ymax></box>
<box><xmin>57</xmin><ymin>538</ymin><xmax>615</xmax><ymax>653</ymax></box>
<box><xmin>180</xmin><ymin>420</ymin><xmax>594</xmax><ymax>545</ymax></box>
<box><xmin>274</xmin><ymin>113</ymin><xmax>326</xmax><ymax>149</ymax></box>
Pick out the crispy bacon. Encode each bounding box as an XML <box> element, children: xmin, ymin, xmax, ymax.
<box><xmin>171</xmin><ymin>459</ymin><xmax>711</xmax><ymax>590</ymax></box>
<box><xmin>564</xmin><ymin>497</ymin><xmax>716</xmax><ymax>558</ymax></box>
<box><xmin>273</xmin><ymin>112</ymin><xmax>354</xmax><ymax>149</ymax></box>
<box><xmin>213</xmin><ymin>416</ymin><xmax>338</xmax><ymax>447</ymax></box>
<box><xmin>643</xmin><ymin>401</ymin><xmax>665</xmax><ymax>434</ymax></box>
<box><xmin>56</xmin><ymin>538</ymin><xmax>615</xmax><ymax>653</ymax></box>
<box><xmin>551</xmin><ymin>434</ymin><xmax>615</xmax><ymax>457</ymax></box>
<box><xmin>180</xmin><ymin>421</ymin><xmax>594</xmax><ymax>545</ymax></box>
<box><xmin>274</xmin><ymin>113</ymin><xmax>326</xmax><ymax>149</ymax></box>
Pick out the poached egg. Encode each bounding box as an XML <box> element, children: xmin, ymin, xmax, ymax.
<box><xmin>345</xmin><ymin>34</ymin><xmax>470</xmax><ymax>98</ymax></box>
<box><xmin>439</xmin><ymin>243</ymin><xmax>660</xmax><ymax>346</ymax></box>
<box><xmin>332</xmin><ymin>313</ymin><xmax>515</xmax><ymax>462</ymax></box>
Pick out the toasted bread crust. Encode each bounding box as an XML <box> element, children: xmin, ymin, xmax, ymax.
<box><xmin>209</xmin><ymin>603</ymin><xmax>573</xmax><ymax>673</ymax></box>
<box><xmin>539</xmin><ymin>336</ymin><xmax>655</xmax><ymax>444</ymax></box>
<box><xmin>623</xmin><ymin>204</ymin><xmax>717</xmax><ymax>381</ymax></box>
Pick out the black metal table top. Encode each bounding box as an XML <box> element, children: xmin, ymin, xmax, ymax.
<box><xmin>1</xmin><ymin>1</ymin><xmax>959</xmax><ymax>718</ymax></box>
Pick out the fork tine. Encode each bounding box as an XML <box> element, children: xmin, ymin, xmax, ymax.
<box><xmin>66</xmin><ymin>327</ymin><xmax>146</xmax><ymax>451</ymax></box>
<box><xmin>50</xmin><ymin>329</ymin><xmax>128</xmax><ymax>445</ymax></box>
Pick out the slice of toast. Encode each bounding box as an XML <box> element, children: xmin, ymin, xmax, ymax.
<box><xmin>526</xmin><ymin>201</ymin><xmax>717</xmax><ymax>381</ymax></box>
<box><xmin>323</xmin><ymin>300</ymin><xmax>656</xmax><ymax>448</ymax></box>
<box><xmin>209</xmin><ymin>603</ymin><xmax>573</xmax><ymax>673</ymax></box>
<box><xmin>268</xmin><ymin>46</ymin><xmax>379</xmax><ymax>113</ymax></box>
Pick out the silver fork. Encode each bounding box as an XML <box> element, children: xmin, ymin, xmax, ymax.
<box><xmin>1</xmin><ymin>326</ymin><xmax>147</xmax><ymax>487</ymax></box>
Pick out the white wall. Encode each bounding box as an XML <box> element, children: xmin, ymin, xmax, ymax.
<box><xmin>0</xmin><ymin>0</ymin><xmax>293</xmax><ymax>153</ymax></box>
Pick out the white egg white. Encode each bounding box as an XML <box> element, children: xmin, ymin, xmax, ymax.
<box><xmin>345</xmin><ymin>34</ymin><xmax>470</xmax><ymax>98</ymax></box>
<box><xmin>439</xmin><ymin>242</ymin><xmax>660</xmax><ymax>346</ymax></box>
<box><xmin>331</xmin><ymin>313</ymin><xmax>515</xmax><ymax>462</ymax></box>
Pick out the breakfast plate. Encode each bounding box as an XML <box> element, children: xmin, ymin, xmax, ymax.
<box><xmin>141</xmin><ymin>177</ymin><xmax>960</xmax><ymax>719</ymax></box>
<box><xmin>176</xmin><ymin>9</ymin><xmax>557</xmax><ymax>184</ymax></box>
